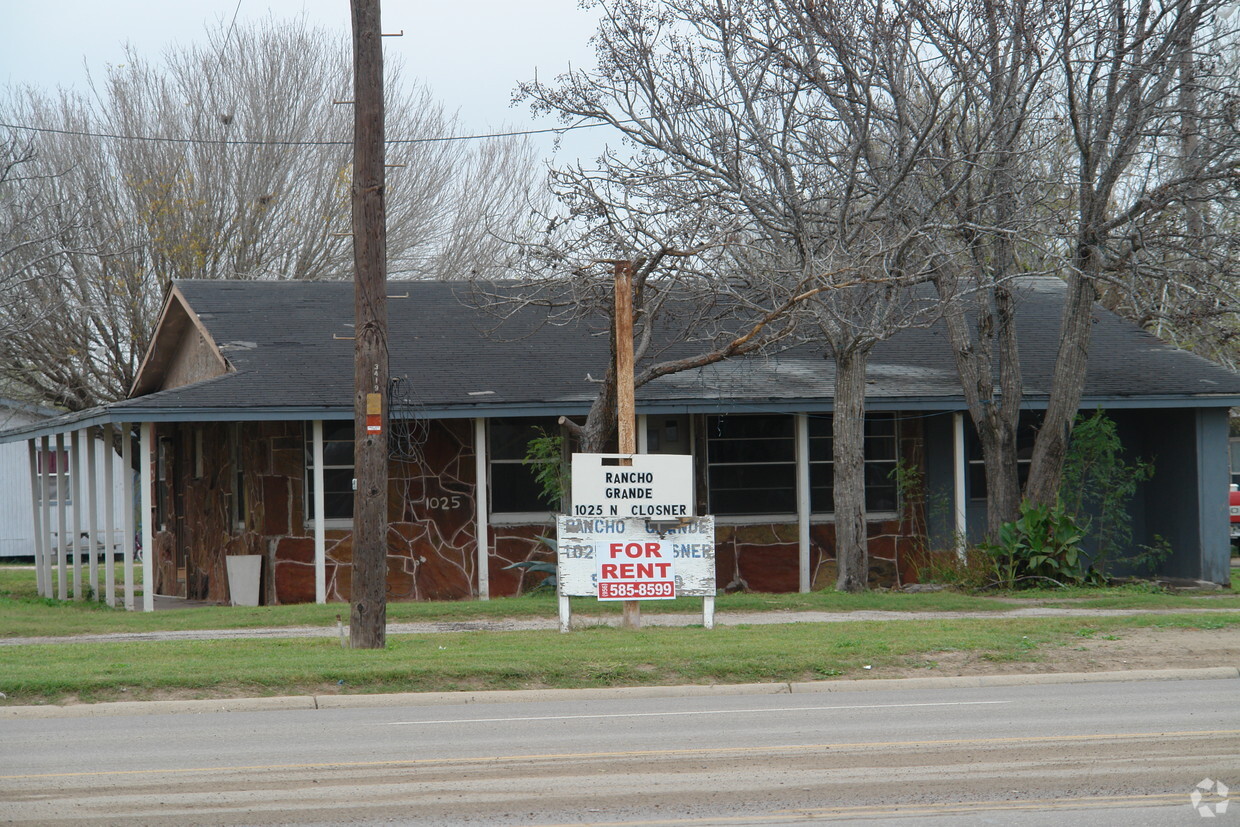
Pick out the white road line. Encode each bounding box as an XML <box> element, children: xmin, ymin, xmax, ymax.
<box><xmin>379</xmin><ymin>700</ymin><xmax>1011</xmax><ymax>726</ymax></box>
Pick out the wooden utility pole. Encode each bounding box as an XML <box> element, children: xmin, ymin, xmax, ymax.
<box><xmin>349</xmin><ymin>0</ymin><xmax>389</xmax><ymax>649</ymax></box>
<box><xmin>613</xmin><ymin>260</ymin><xmax>640</xmax><ymax>630</ymax></box>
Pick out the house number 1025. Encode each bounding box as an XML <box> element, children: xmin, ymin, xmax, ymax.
<box><xmin>427</xmin><ymin>495</ymin><xmax>462</xmax><ymax>510</ymax></box>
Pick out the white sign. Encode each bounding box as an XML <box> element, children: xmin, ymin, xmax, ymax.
<box><xmin>570</xmin><ymin>453</ymin><xmax>694</xmax><ymax>519</ymax></box>
<box><xmin>556</xmin><ymin>516</ymin><xmax>716</xmax><ymax>600</ymax></box>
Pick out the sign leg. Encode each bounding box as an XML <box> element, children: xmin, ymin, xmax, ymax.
<box><xmin>558</xmin><ymin>595</ymin><xmax>572</xmax><ymax>633</ymax></box>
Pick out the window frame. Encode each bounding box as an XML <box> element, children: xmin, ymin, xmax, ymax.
<box><xmin>706</xmin><ymin>413</ymin><xmax>798</xmax><ymax>518</ymax></box>
<box><xmin>488</xmin><ymin>416</ymin><xmax>562</xmax><ymax>522</ymax></box>
<box><xmin>231</xmin><ymin>423</ymin><xmax>247</xmax><ymax>530</ymax></box>
<box><xmin>35</xmin><ymin>446</ymin><xmax>72</xmax><ymax>507</ymax></box>
<box><xmin>706</xmin><ymin>412</ymin><xmax>902</xmax><ymax>520</ymax></box>
<box><xmin>304</xmin><ymin>420</ymin><xmax>355</xmax><ymax>527</ymax></box>
<box><xmin>966</xmin><ymin>412</ymin><xmax>1042</xmax><ymax>501</ymax></box>
<box><xmin>808</xmin><ymin>412</ymin><xmax>900</xmax><ymax>516</ymax></box>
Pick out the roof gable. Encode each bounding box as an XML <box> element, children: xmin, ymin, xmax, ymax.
<box><xmin>130</xmin><ymin>284</ymin><xmax>231</xmax><ymax>397</ymax></box>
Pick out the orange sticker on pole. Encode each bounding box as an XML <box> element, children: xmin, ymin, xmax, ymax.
<box><xmin>366</xmin><ymin>393</ymin><xmax>382</xmax><ymax>434</ymax></box>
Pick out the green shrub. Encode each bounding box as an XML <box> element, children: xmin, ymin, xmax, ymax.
<box><xmin>982</xmin><ymin>500</ymin><xmax>1100</xmax><ymax>589</ymax></box>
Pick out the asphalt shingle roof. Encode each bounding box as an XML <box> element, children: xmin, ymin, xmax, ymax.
<box><xmin>111</xmin><ymin>277</ymin><xmax>1240</xmax><ymax>419</ymax></box>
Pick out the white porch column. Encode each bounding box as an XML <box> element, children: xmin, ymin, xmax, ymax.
<box><xmin>84</xmin><ymin>428</ymin><xmax>99</xmax><ymax>600</ymax></box>
<box><xmin>121</xmin><ymin>425</ymin><xmax>136</xmax><ymax>611</ymax></box>
<box><xmin>26</xmin><ymin>440</ymin><xmax>45</xmax><ymax>597</ymax></box>
<box><xmin>312</xmin><ymin>420</ymin><xmax>326</xmax><ymax>604</ymax></box>
<box><xmin>69</xmin><ymin>430</ymin><xmax>84</xmax><ymax>599</ymax></box>
<box><xmin>473</xmin><ymin>418</ymin><xmax>490</xmax><ymax>600</ymax></box>
<box><xmin>637</xmin><ymin>414</ymin><xmax>649</xmax><ymax>454</ymax></box>
<box><xmin>795</xmin><ymin>413</ymin><xmax>811</xmax><ymax>592</ymax></box>
<box><xmin>55</xmin><ymin>433</ymin><xmax>68</xmax><ymax>600</ymax></box>
<box><xmin>102</xmin><ymin>424</ymin><xmax>117</xmax><ymax>607</ymax></box>
<box><xmin>39</xmin><ymin>435</ymin><xmax>53</xmax><ymax>598</ymax></box>
<box><xmin>140</xmin><ymin>422</ymin><xmax>155</xmax><ymax>612</ymax></box>
<box><xmin>952</xmin><ymin>412</ymin><xmax>968</xmax><ymax>558</ymax></box>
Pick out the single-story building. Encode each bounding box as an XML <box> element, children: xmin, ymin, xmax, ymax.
<box><xmin>2</xmin><ymin>276</ymin><xmax>1237</xmax><ymax>609</ymax></box>
<box><xmin>0</xmin><ymin>398</ymin><xmax>130</xmax><ymax>560</ymax></box>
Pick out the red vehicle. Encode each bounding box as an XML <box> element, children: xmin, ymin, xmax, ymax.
<box><xmin>1231</xmin><ymin>485</ymin><xmax>1240</xmax><ymax>545</ymax></box>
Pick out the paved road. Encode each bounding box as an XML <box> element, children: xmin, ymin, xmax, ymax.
<box><xmin>1</xmin><ymin>677</ymin><xmax>1235</xmax><ymax>825</ymax></box>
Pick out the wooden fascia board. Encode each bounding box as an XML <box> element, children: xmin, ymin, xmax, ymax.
<box><xmin>128</xmin><ymin>284</ymin><xmax>231</xmax><ymax>398</ymax></box>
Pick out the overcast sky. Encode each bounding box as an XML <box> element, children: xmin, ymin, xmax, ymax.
<box><xmin>1</xmin><ymin>0</ymin><xmax>612</xmax><ymax>162</ymax></box>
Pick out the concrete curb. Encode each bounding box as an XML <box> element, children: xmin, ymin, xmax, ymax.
<box><xmin>3</xmin><ymin>666</ymin><xmax>1236</xmax><ymax>719</ymax></box>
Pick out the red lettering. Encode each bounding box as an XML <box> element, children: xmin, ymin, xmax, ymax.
<box><xmin>609</xmin><ymin>543</ymin><xmax>624</xmax><ymax>558</ymax></box>
<box><xmin>636</xmin><ymin>563</ymin><xmax>655</xmax><ymax>578</ymax></box>
<box><xmin>645</xmin><ymin>542</ymin><xmax>661</xmax><ymax>557</ymax></box>
<box><xmin>625</xmin><ymin>542</ymin><xmax>643</xmax><ymax>558</ymax></box>
<box><xmin>601</xmin><ymin>563</ymin><xmax>618</xmax><ymax>578</ymax></box>
<box><xmin>656</xmin><ymin>562</ymin><xmax>671</xmax><ymax>577</ymax></box>
<box><xmin>618</xmin><ymin>563</ymin><xmax>636</xmax><ymax>578</ymax></box>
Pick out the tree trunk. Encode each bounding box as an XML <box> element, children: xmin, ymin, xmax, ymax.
<box><xmin>978</xmin><ymin>420</ymin><xmax>1021</xmax><ymax>537</ymax></box>
<box><xmin>833</xmin><ymin>346</ymin><xmax>871</xmax><ymax>593</ymax></box>
<box><xmin>1024</xmin><ymin>272</ymin><xmax>1096</xmax><ymax>506</ymax></box>
<box><xmin>936</xmin><ymin>279</ymin><xmax>1024</xmax><ymax>538</ymax></box>
<box><xmin>349</xmin><ymin>0</ymin><xmax>388</xmax><ymax>649</ymax></box>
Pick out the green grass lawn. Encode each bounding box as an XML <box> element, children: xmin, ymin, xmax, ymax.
<box><xmin>2</xmin><ymin>612</ymin><xmax>1236</xmax><ymax>706</ymax></box>
<box><xmin>2</xmin><ymin>564</ymin><xmax>1236</xmax><ymax>706</ymax></box>
<box><xmin>2</xmin><ymin>565</ymin><xmax>1234</xmax><ymax>640</ymax></box>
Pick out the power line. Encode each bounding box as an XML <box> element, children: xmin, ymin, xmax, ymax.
<box><xmin>0</xmin><ymin>118</ymin><xmax>609</xmax><ymax>147</ymax></box>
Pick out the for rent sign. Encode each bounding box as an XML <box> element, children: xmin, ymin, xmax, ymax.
<box><xmin>555</xmin><ymin>516</ymin><xmax>716</xmax><ymax>600</ymax></box>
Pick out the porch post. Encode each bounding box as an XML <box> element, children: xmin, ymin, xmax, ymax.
<box><xmin>84</xmin><ymin>428</ymin><xmax>100</xmax><ymax>600</ymax></box>
<box><xmin>952</xmin><ymin>412</ymin><xmax>967</xmax><ymax>558</ymax></box>
<box><xmin>795</xmin><ymin>413</ymin><xmax>811</xmax><ymax>592</ymax></box>
<box><xmin>121</xmin><ymin>424</ymin><xmax>136</xmax><ymax>611</ymax></box>
<box><xmin>102</xmin><ymin>424</ymin><xmax>117</xmax><ymax>607</ymax></box>
<box><xmin>140</xmin><ymin>422</ymin><xmax>155</xmax><ymax>612</ymax></box>
<box><xmin>312</xmin><ymin>420</ymin><xmax>326</xmax><ymax>604</ymax></box>
<box><xmin>55</xmin><ymin>433</ymin><xmax>68</xmax><ymax>600</ymax></box>
<box><xmin>69</xmin><ymin>430</ymin><xmax>83</xmax><ymax>599</ymax></box>
<box><xmin>26</xmin><ymin>440</ymin><xmax>45</xmax><ymax>597</ymax></box>
<box><xmin>473</xmin><ymin>417</ymin><xmax>490</xmax><ymax>600</ymax></box>
<box><xmin>39</xmin><ymin>435</ymin><xmax>53</xmax><ymax>598</ymax></box>
<box><xmin>637</xmin><ymin>414</ymin><xmax>649</xmax><ymax>453</ymax></box>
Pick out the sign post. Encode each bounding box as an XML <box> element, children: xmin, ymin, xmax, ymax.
<box><xmin>612</xmin><ymin>260</ymin><xmax>640</xmax><ymax>628</ymax></box>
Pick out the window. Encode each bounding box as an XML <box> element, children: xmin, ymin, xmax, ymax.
<box><xmin>35</xmin><ymin>446</ymin><xmax>72</xmax><ymax>506</ymax></box>
<box><xmin>193</xmin><ymin>428</ymin><xmax>204</xmax><ymax>479</ymax></box>
<box><xmin>706</xmin><ymin>413</ymin><xmax>900</xmax><ymax>517</ymax></box>
<box><xmin>707</xmin><ymin>414</ymin><xmax>797</xmax><ymax>515</ymax></box>
<box><xmin>1230</xmin><ymin>438</ymin><xmax>1240</xmax><ymax>486</ymax></box>
<box><xmin>305</xmin><ymin>421</ymin><xmax>355</xmax><ymax>522</ymax></box>
<box><xmin>967</xmin><ymin>412</ymin><xmax>1041</xmax><ymax>500</ymax></box>
<box><xmin>156</xmin><ymin>438</ymin><xmax>171</xmax><ymax>529</ymax></box>
<box><xmin>489</xmin><ymin>417</ymin><xmax>560</xmax><ymax>515</ymax></box>
<box><xmin>808</xmin><ymin>413</ymin><xmax>899</xmax><ymax>513</ymax></box>
<box><xmin>231</xmin><ymin>424</ymin><xmax>247</xmax><ymax>529</ymax></box>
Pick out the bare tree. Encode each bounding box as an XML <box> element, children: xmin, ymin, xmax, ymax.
<box><xmin>513</xmin><ymin>0</ymin><xmax>952</xmax><ymax>590</ymax></box>
<box><xmin>1090</xmin><ymin>5</ymin><xmax>1240</xmax><ymax>370</ymax></box>
<box><xmin>1024</xmin><ymin>0</ymin><xmax>1240</xmax><ymax>503</ymax></box>
<box><xmin>895</xmin><ymin>0</ymin><xmax>1240</xmax><ymax>532</ymax></box>
<box><xmin>905</xmin><ymin>0</ymin><xmax>1063</xmax><ymax>536</ymax></box>
<box><xmin>0</xmin><ymin>16</ymin><xmax>544</xmax><ymax>409</ymax></box>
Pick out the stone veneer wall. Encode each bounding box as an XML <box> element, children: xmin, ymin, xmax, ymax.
<box><xmin>150</xmin><ymin>414</ymin><xmax>927</xmax><ymax>603</ymax></box>
<box><xmin>152</xmin><ymin>421</ymin><xmax>258</xmax><ymax>601</ymax></box>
